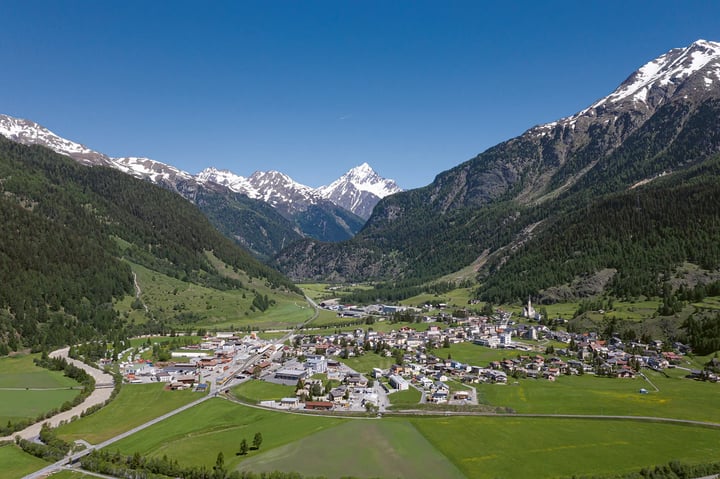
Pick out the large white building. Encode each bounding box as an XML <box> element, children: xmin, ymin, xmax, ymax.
<box><xmin>389</xmin><ymin>374</ymin><xmax>409</xmax><ymax>391</ymax></box>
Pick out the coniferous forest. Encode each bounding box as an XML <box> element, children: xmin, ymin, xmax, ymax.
<box><xmin>0</xmin><ymin>136</ymin><xmax>299</xmax><ymax>354</ymax></box>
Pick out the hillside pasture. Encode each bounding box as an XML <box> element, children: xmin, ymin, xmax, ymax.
<box><xmin>118</xmin><ymin>261</ymin><xmax>312</xmax><ymax>331</ymax></box>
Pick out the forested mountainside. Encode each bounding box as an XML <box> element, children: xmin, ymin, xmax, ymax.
<box><xmin>0</xmin><ymin>114</ymin><xmax>387</xmax><ymax>259</ymax></box>
<box><xmin>275</xmin><ymin>40</ymin><xmax>720</xmax><ymax>303</ymax></box>
<box><xmin>0</xmin><ymin>136</ymin><xmax>299</xmax><ymax>354</ymax></box>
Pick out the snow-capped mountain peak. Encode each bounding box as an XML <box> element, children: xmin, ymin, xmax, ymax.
<box><xmin>316</xmin><ymin>163</ymin><xmax>402</xmax><ymax>219</ymax></box>
<box><xmin>532</xmin><ymin>39</ymin><xmax>720</xmax><ymax>138</ymax></box>
<box><xmin>0</xmin><ymin>114</ymin><xmax>113</xmax><ymax>166</ymax></box>
<box><xmin>594</xmin><ymin>39</ymin><xmax>720</xmax><ymax>108</ymax></box>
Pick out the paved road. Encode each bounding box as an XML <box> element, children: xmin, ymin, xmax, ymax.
<box><xmin>1</xmin><ymin>348</ymin><xmax>115</xmax><ymax>442</ymax></box>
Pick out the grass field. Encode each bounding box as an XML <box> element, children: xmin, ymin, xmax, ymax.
<box><xmin>400</xmin><ymin>287</ymin><xmax>475</xmax><ymax>309</ymax></box>
<box><xmin>1</xmin><ymin>443</ymin><xmax>50</xmax><ymax>479</ymax></box>
<box><xmin>238</xmin><ymin>419</ymin><xmax>466</xmax><ymax>479</ymax></box>
<box><xmin>55</xmin><ymin>383</ymin><xmax>200</xmax><ymax>444</ymax></box>
<box><xmin>388</xmin><ymin>387</ymin><xmax>422</xmax><ymax>408</ymax></box>
<box><xmin>410</xmin><ymin>415</ymin><xmax>720</xmax><ymax>479</ymax></box>
<box><xmin>0</xmin><ymin>354</ymin><xmax>81</xmax><ymax>423</ymax></box>
<box><xmin>59</xmin><ymin>389</ymin><xmax>720</xmax><ymax>479</ymax></box>
<box><xmin>231</xmin><ymin>380</ymin><xmax>296</xmax><ymax>403</ymax></box>
<box><xmin>338</xmin><ymin>352</ymin><xmax>395</xmax><ymax>374</ymax></box>
<box><xmin>433</xmin><ymin>342</ymin><xmax>520</xmax><ymax>366</ymax></box>
<box><xmin>476</xmin><ymin>372</ymin><xmax>720</xmax><ymax>422</ymax></box>
<box><xmin>108</xmin><ymin>398</ymin><xmax>343</xmax><ymax>470</ymax></box>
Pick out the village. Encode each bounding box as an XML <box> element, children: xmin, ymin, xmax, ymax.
<box><xmin>116</xmin><ymin>299</ymin><xmax>719</xmax><ymax>413</ymax></box>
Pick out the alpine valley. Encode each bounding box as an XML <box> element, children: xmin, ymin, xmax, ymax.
<box><xmin>2</xmin><ymin>39</ymin><xmax>720</xmax><ymax>321</ymax></box>
<box><xmin>276</xmin><ymin>39</ymin><xmax>720</xmax><ymax>304</ymax></box>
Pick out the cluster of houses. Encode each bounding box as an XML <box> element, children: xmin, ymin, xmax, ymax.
<box><xmin>116</xmin><ymin>301</ymin><xmax>716</xmax><ymax>410</ymax></box>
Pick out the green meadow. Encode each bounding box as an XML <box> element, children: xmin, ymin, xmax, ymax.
<box><xmin>55</xmin><ymin>383</ymin><xmax>200</xmax><ymax>444</ymax></box>
<box><xmin>96</xmin><ymin>398</ymin><xmax>720</xmax><ymax>479</ymax></box>
<box><xmin>1</xmin><ymin>443</ymin><xmax>51</xmax><ymax>479</ymax></box>
<box><xmin>434</xmin><ymin>342</ymin><xmax>520</xmax><ymax>366</ymax></box>
<box><xmin>388</xmin><ymin>387</ymin><xmax>422</xmax><ymax>409</ymax></box>
<box><xmin>410</xmin><ymin>415</ymin><xmax>720</xmax><ymax>479</ymax></box>
<box><xmin>476</xmin><ymin>371</ymin><xmax>720</xmax><ymax>422</ymax></box>
<box><xmin>0</xmin><ymin>354</ymin><xmax>81</xmax><ymax>423</ymax></box>
<box><xmin>238</xmin><ymin>419</ymin><xmax>466</xmax><ymax>479</ymax></box>
<box><xmin>400</xmin><ymin>287</ymin><xmax>475</xmax><ymax>309</ymax></box>
<box><xmin>108</xmin><ymin>398</ymin><xmax>343</xmax><ymax>470</ymax></box>
<box><xmin>338</xmin><ymin>352</ymin><xmax>395</xmax><ymax>375</ymax></box>
<box><xmin>231</xmin><ymin>380</ymin><xmax>296</xmax><ymax>403</ymax></box>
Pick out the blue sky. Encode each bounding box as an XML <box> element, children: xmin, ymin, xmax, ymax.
<box><xmin>2</xmin><ymin>1</ymin><xmax>720</xmax><ymax>189</ymax></box>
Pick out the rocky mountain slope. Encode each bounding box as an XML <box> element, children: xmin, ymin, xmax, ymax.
<box><xmin>276</xmin><ymin>40</ymin><xmax>720</xmax><ymax>300</ymax></box>
<box><xmin>316</xmin><ymin>163</ymin><xmax>402</xmax><ymax>219</ymax></box>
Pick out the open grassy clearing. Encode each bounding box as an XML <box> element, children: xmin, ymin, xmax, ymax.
<box><xmin>400</xmin><ymin>287</ymin><xmax>475</xmax><ymax>309</ymax></box>
<box><xmin>0</xmin><ymin>354</ymin><xmax>81</xmax><ymax>422</ymax></box>
<box><xmin>0</xmin><ymin>389</ymin><xmax>82</xmax><ymax>423</ymax></box>
<box><xmin>108</xmin><ymin>398</ymin><xmax>343</xmax><ymax>470</ymax></box>
<box><xmin>127</xmin><ymin>336</ymin><xmax>203</xmax><ymax>348</ymax></box>
<box><xmin>476</xmin><ymin>372</ymin><xmax>720</xmax><ymax>422</ymax></box>
<box><xmin>410</xmin><ymin>415</ymin><xmax>720</xmax><ymax>479</ymax></box>
<box><xmin>0</xmin><ymin>354</ymin><xmax>79</xmax><ymax>388</ymax></box>
<box><xmin>238</xmin><ymin>418</ymin><xmax>466</xmax><ymax>479</ymax></box>
<box><xmin>431</xmin><ymin>342</ymin><xmax>519</xmax><ymax>366</ymax></box>
<box><xmin>338</xmin><ymin>352</ymin><xmax>395</xmax><ymax>374</ymax></box>
<box><xmin>231</xmin><ymin>380</ymin><xmax>296</xmax><ymax>403</ymax></box>
<box><xmin>1</xmin><ymin>443</ymin><xmax>50</xmax><ymax>479</ymax></box>
<box><xmin>56</xmin><ymin>383</ymin><xmax>200</xmax><ymax>444</ymax></box>
<box><xmin>388</xmin><ymin>387</ymin><xmax>422</xmax><ymax>408</ymax></box>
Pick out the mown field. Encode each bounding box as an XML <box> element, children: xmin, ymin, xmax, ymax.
<box><xmin>95</xmin><ymin>397</ymin><xmax>720</xmax><ymax>479</ymax></box>
<box><xmin>55</xmin><ymin>383</ymin><xmax>200</xmax><ymax>444</ymax></box>
<box><xmin>108</xmin><ymin>398</ymin><xmax>344</xmax><ymax>470</ymax></box>
<box><xmin>0</xmin><ymin>354</ymin><xmax>81</xmax><ymax>423</ymax></box>
<box><xmin>231</xmin><ymin>380</ymin><xmax>296</xmax><ymax>403</ymax></box>
<box><xmin>410</xmin><ymin>415</ymin><xmax>720</xmax><ymax>479</ymax></box>
<box><xmin>388</xmin><ymin>386</ymin><xmax>422</xmax><ymax>408</ymax></box>
<box><xmin>338</xmin><ymin>352</ymin><xmax>395</xmax><ymax>375</ymax></box>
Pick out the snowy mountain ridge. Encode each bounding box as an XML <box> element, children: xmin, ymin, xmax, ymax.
<box><xmin>534</xmin><ymin>39</ymin><xmax>720</xmax><ymax>136</ymax></box>
<box><xmin>0</xmin><ymin>113</ymin><xmax>401</xmax><ymax>219</ymax></box>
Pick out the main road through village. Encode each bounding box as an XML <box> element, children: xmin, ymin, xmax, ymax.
<box><xmin>11</xmin><ymin>296</ymin><xmax>720</xmax><ymax>479</ymax></box>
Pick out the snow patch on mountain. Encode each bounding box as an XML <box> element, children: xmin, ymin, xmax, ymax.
<box><xmin>532</xmin><ymin>39</ymin><xmax>720</xmax><ymax>137</ymax></box>
<box><xmin>0</xmin><ymin>114</ymin><xmax>112</xmax><ymax>166</ymax></box>
<box><xmin>316</xmin><ymin>162</ymin><xmax>402</xmax><ymax>219</ymax></box>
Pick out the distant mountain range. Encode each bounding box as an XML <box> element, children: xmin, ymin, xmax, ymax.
<box><xmin>276</xmin><ymin>39</ymin><xmax>720</xmax><ymax>301</ymax></box>
<box><xmin>0</xmin><ymin>114</ymin><xmax>401</xmax><ymax>258</ymax></box>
